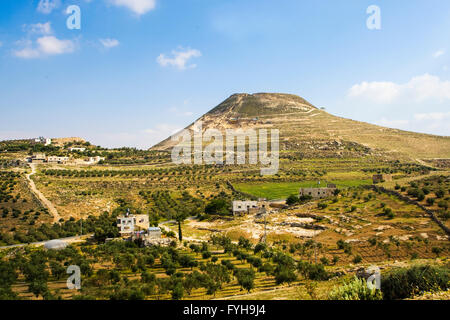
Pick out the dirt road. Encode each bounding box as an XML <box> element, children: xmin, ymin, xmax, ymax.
<box><xmin>26</xmin><ymin>164</ymin><xmax>61</xmax><ymax>223</ymax></box>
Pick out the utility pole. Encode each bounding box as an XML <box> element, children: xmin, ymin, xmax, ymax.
<box><xmin>264</xmin><ymin>214</ymin><xmax>267</xmax><ymax>244</ymax></box>
<box><xmin>314</xmin><ymin>242</ymin><xmax>317</xmax><ymax>264</ymax></box>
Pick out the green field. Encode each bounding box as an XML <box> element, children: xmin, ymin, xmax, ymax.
<box><xmin>234</xmin><ymin>179</ymin><xmax>372</xmax><ymax>199</ymax></box>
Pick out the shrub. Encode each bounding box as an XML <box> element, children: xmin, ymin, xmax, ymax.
<box><xmin>431</xmin><ymin>247</ymin><xmax>442</xmax><ymax>256</ymax></box>
<box><xmin>352</xmin><ymin>255</ymin><xmax>362</xmax><ymax>264</ymax></box>
<box><xmin>286</xmin><ymin>194</ymin><xmax>299</xmax><ymax>206</ymax></box>
<box><xmin>297</xmin><ymin>261</ymin><xmax>330</xmax><ymax>281</ymax></box>
<box><xmin>381</xmin><ymin>265</ymin><xmax>450</xmax><ymax>300</ymax></box>
<box><xmin>437</xmin><ymin>200</ymin><xmax>448</xmax><ymax>210</ymax></box>
<box><xmin>435</xmin><ymin>189</ymin><xmax>445</xmax><ymax>198</ymax></box>
<box><xmin>368</xmin><ymin>237</ymin><xmax>377</xmax><ymax>246</ymax></box>
<box><xmin>417</xmin><ymin>191</ymin><xmax>425</xmax><ymax>201</ymax></box>
<box><xmin>317</xmin><ymin>202</ymin><xmax>328</xmax><ymax>210</ymax></box>
<box><xmin>235</xmin><ymin>268</ymin><xmax>255</xmax><ymax>293</ymax></box>
<box><xmin>205</xmin><ymin>199</ymin><xmax>231</xmax><ymax>216</ymax></box>
<box><xmin>329</xmin><ymin>277</ymin><xmax>382</xmax><ymax>300</ymax></box>
<box><xmin>383</xmin><ymin>207</ymin><xmax>394</xmax><ymax>219</ymax></box>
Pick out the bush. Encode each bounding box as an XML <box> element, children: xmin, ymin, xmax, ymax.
<box><xmin>235</xmin><ymin>268</ymin><xmax>255</xmax><ymax>293</ymax></box>
<box><xmin>286</xmin><ymin>194</ymin><xmax>299</xmax><ymax>206</ymax></box>
<box><xmin>297</xmin><ymin>261</ymin><xmax>330</xmax><ymax>281</ymax></box>
<box><xmin>328</xmin><ymin>276</ymin><xmax>382</xmax><ymax>300</ymax></box>
<box><xmin>205</xmin><ymin>199</ymin><xmax>231</xmax><ymax>216</ymax></box>
<box><xmin>352</xmin><ymin>255</ymin><xmax>362</xmax><ymax>264</ymax></box>
<box><xmin>381</xmin><ymin>265</ymin><xmax>450</xmax><ymax>300</ymax></box>
<box><xmin>435</xmin><ymin>189</ymin><xmax>445</xmax><ymax>198</ymax></box>
<box><xmin>383</xmin><ymin>207</ymin><xmax>394</xmax><ymax>219</ymax></box>
<box><xmin>317</xmin><ymin>202</ymin><xmax>328</xmax><ymax>210</ymax></box>
<box><xmin>437</xmin><ymin>200</ymin><xmax>448</xmax><ymax>210</ymax></box>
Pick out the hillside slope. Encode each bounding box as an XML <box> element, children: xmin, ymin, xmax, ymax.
<box><xmin>152</xmin><ymin>93</ymin><xmax>450</xmax><ymax>160</ymax></box>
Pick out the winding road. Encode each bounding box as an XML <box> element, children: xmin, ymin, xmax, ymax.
<box><xmin>26</xmin><ymin>163</ymin><xmax>61</xmax><ymax>223</ymax></box>
<box><xmin>0</xmin><ymin>234</ymin><xmax>93</xmax><ymax>250</ymax></box>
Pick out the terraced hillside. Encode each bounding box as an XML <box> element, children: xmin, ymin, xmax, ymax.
<box><xmin>152</xmin><ymin>93</ymin><xmax>450</xmax><ymax>161</ymax></box>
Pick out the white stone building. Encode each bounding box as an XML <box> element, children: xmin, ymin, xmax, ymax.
<box><xmin>232</xmin><ymin>200</ymin><xmax>259</xmax><ymax>215</ymax></box>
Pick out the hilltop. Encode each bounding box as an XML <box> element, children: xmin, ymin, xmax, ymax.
<box><xmin>152</xmin><ymin>93</ymin><xmax>450</xmax><ymax>161</ymax></box>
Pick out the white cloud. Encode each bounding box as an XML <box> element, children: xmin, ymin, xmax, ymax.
<box><xmin>433</xmin><ymin>49</ymin><xmax>445</xmax><ymax>58</ymax></box>
<box><xmin>24</xmin><ymin>22</ymin><xmax>53</xmax><ymax>35</ymax></box>
<box><xmin>14</xmin><ymin>36</ymin><xmax>75</xmax><ymax>59</ymax></box>
<box><xmin>375</xmin><ymin>112</ymin><xmax>450</xmax><ymax>136</ymax></box>
<box><xmin>348</xmin><ymin>81</ymin><xmax>400</xmax><ymax>103</ymax></box>
<box><xmin>37</xmin><ymin>0</ymin><xmax>61</xmax><ymax>14</ymax></box>
<box><xmin>157</xmin><ymin>47</ymin><xmax>202</xmax><ymax>70</ymax></box>
<box><xmin>348</xmin><ymin>74</ymin><xmax>450</xmax><ymax>104</ymax></box>
<box><xmin>110</xmin><ymin>0</ymin><xmax>156</xmax><ymax>15</ymax></box>
<box><xmin>99</xmin><ymin>38</ymin><xmax>120</xmax><ymax>48</ymax></box>
<box><xmin>37</xmin><ymin>36</ymin><xmax>75</xmax><ymax>55</ymax></box>
<box><xmin>414</xmin><ymin>112</ymin><xmax>450</xmax><ymax>121</ymax></box>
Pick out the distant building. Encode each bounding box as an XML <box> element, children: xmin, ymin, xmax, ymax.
<box><xmin>29</xmin><ymin>153</ymin><xmax>46</xmax><ymax>163</ymax></box>
<box><xmin>86</xmin><ymin>156</ymin><xmax>105</xmax><ymax>164</ymax></box>
<box><xmin>327</xmin><ymin>183</ymin><xmax>337</xmax><ymax>189</ymax></box>
<box><xmin>232</xmin><ymin>200</ymin><xmax>259</xmax><ymax>215</ymax></box>
<box><xmin>372</xmin><ymin>174</ymin><xmax>392</xmax><ymax>184</ymax></box>
<box><xmin>299</xmin><ymin>187</ymin><xmax>336</xmax><ymax>199</ymax></box>
<box><xmin>147</xmin><ymin>227</ymin><xmax>162</xmax><ymax>239</ymax></box>
<box><xmin>34</xmin><ymin>137</ymin><xmax>51</xmax><ymax>146</ymax></box>
<box><xmin>69</xmin><ymin>147</ymin><xmax>86</xmax><ymax>152</ymax></box>
<box><xmin>117</xmin><ymin>211</ymin><xmax>149</xmax><ymax>237</ymax></box>
<box><xmin>47</xmin><ymin>156</ymin><xmax>69</xmax><ymax>164</ymax></box>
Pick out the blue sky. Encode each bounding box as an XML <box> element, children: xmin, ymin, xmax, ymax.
<box><xmin>0</xmin><ymin>0</ymin><xmax>449</xmax><ymax>149</ymax></box>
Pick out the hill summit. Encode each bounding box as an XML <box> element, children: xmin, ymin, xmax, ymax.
<box><xmin>152</xmin><ymin>93</ymin><xmax>450</xmax><ymax>161</ymax></box>
<box><xmin>206</xmin><ymin>93</ymin><xmax>316</xmax><ymax>117</ymax></box>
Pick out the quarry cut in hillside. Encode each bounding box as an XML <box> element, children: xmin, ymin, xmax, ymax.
<box><xmin>151</xmin><ymin>93</ymin><xmax>450</xmax><ymax>160</ymax></box>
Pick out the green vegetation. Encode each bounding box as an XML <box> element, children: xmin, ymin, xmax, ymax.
<box><xmin>381</xmin><ymin>265</ymin><xmax>450</xmax><ymax>300</ymax></box>
<box><xmin>328</xmin><ymin>276</ymin><xmax>382</xmax><ymax>300</ymax></box>
<box><xmin>235</xmin><ymin>180</ymin><xmax>371</xmax><ymax>200</ymax></box>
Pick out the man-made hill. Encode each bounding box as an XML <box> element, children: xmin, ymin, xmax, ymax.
<box><xmin>152</xmin><ymin>93</ymin><xmax>450</xmax><ymax>161</ymax></box>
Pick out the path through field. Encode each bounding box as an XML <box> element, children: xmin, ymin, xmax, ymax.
<box><xmin>25</xmin><ymin>164</ymin><xmax>61</xmax><ymax>223</ymax></box>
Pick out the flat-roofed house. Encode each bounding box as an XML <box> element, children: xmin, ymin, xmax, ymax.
<box><xmin>117</xmin><ymin>215</ymin><xmax>135</xmax><ymax>236</ymax></box>
<box><xmin>147</xmin><ymin>227</ymin><xmax>162</xmax><ymax>239</ymax></box>
<box><xmin>299</xmin><ymin>187</ymin><xmax>336</xmax><ymax>199</ymax></box>
<box><xmin>47</xmin><ymin>156</ymin><xmax>69</xmax><ymax>164</ymax></box>
<box><xmin>117</xmin><ymin>213</ymin><xmax>149</xmax><ymax>237</ymax></box>
<box><xmin>29</xmin><ymin>153</ymin><xmax>46</xmax><ymax>163</ymax></box>
<box><xmin>232</xmin><ymin>200</ymin><xmax>259</xmax><ymax>215</ymax></box>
